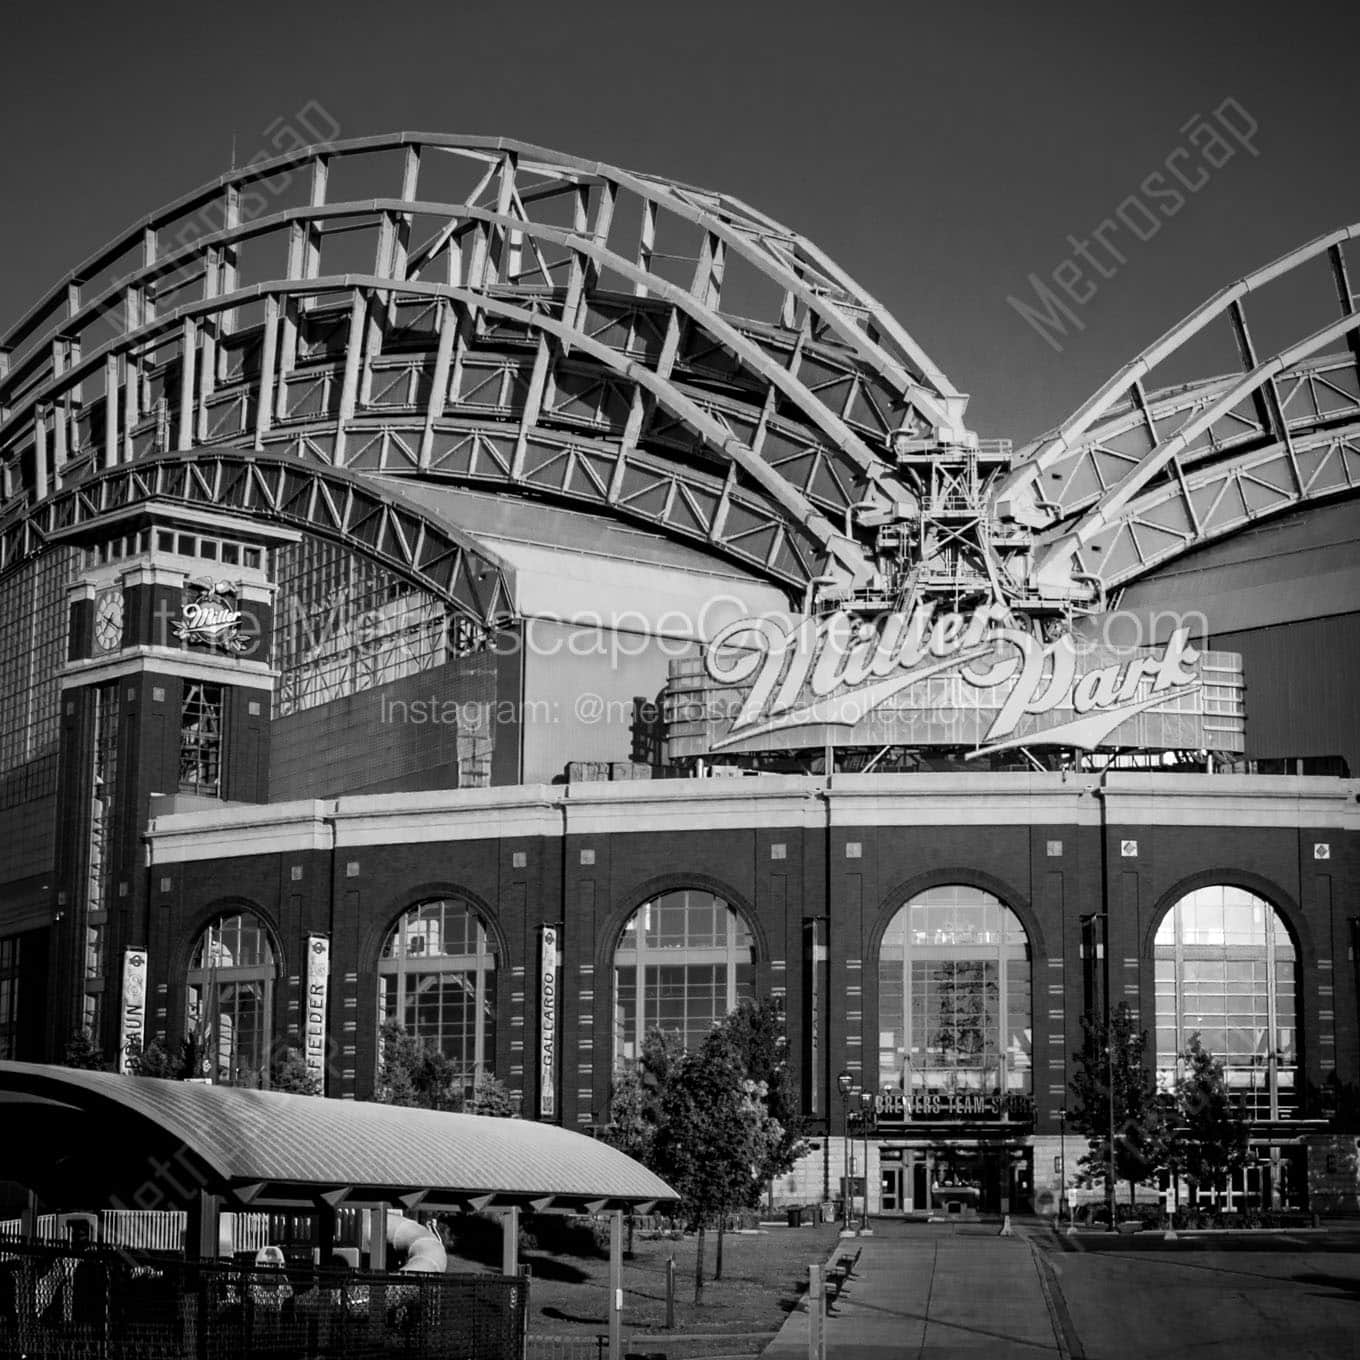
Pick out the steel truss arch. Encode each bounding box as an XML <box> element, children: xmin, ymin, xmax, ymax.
<box><xmin>0</xmin><ymin>135</ymin><xmax>980</xmax><ymax>599</ymax></box>
<box><xmin>0</xmin><ymin>449</ymin><xmax>517</xmax><ymax>629</ymax></box>
<box><xmin>996</xmin><ymin>224</ymin><xmax>1360</xmax><ymax>595</ymax></box>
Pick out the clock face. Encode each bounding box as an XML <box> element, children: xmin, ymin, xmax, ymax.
<box><xmin>94</xmin><ymin>589</ymin><xmax>124</xmax><ymax>652</ymax></box>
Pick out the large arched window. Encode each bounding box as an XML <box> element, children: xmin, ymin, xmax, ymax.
<box><xmin>187</xmin><ymin>911</ymin><xmax>277</xmax><ymax>1089</ymax></box>
<box><xmin>877</xmin><ymin>886</ymin><xmax>1032</xmax><ymax>1110</ymax></box>
<box><xmin>378</xmin><ymin>899</ymin><xmax>497</xmax><ymax>1076</ymax></box>
<box><xmin>613</xmin><ymin>889</ymin><xmax>755</xmax><ymax>1065</ymax></box>
<box><xmin>1155</xmin><ymin>886</ymin><xmax>1297</xmax><ymax>1120</ymax></box>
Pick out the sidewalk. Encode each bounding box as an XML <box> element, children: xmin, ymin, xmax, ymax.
<box><xmin>763</xmin><ymin>1220</ymin><xmax>1063</xmax><ymax>1360</ymax></box>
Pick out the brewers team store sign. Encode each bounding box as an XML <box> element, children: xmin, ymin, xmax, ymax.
<box><xmin>666</xmin><ymin>601</ymin><xmax>1245</xmax><ymax>758</ymax></box>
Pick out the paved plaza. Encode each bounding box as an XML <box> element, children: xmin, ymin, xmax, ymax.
<box><xmin>764</xmin><ymin>1220</ymin><xmax>1360</xmax><ymax>1360</ymax></box>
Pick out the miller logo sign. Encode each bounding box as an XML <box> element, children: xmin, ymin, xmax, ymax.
<box><xmin>174</xmin><ymin>578</ymin><xmax>249</xmax><ymax>652</ymax></box>
<box><xmin>703</xmin><ymin>601</ymin><xmax>1205</xmax><ymax>757</ymax></box>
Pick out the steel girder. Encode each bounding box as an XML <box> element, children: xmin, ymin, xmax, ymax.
<box><xmin>0</xmin><ymin>135</ymin><xmax>972</xmax><ymax>600</ymax></box>
<box><xmin>2</xmin><ymin>451</ymin><xmax>515</xmax><ymax>628</ymax></box>
<box><xmin>996</xmin><ymin>224</ymin><xmax>1360</xmax><ymax>596</ymax></box>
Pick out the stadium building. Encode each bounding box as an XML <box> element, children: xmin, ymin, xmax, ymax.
<box><xmin>1</xmin><ymin>134</ymin><xmax>1357</xmax><ymax>1217</ymax></box>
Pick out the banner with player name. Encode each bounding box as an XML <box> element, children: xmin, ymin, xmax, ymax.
<box><xmin>118</xmin><ymin>948</ymin><xmax>148</xmax><ymax>1074</ymax></box>
<box><xmin>304</xmin><ymin>934</ymin><xmax>330</xmax><ymax>1092</ymax></box>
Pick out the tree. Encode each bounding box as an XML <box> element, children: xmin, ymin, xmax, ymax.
<box><xmin>707</xmin><ymin>1001</ymin><xmax>806</xmax><ymax>1279</ymax></box>
<box><xmin>1069</xmin><ymin>1003</ymin><xmax>1169</xmax><ymax>1213</ymax></box>
<box><xmin>270</xmin><ymin>1046</ymin><xmax>322</xmax><ymax>1096</ymax></box>
<box><xmin>466</xmin><ymin>1072</ymin><xmax>517</xmax><ymax>1117</ymax></box>
<box><xmin>127</xmin><ymin>1036</ymin><xmax>186</xmax><ymax>1079</ymax></box>
<box><xmin>650</xmin><ymin>1025</ymin><xmax>763</xmax><ymax>1304</ymax></box>
<box><xmin>61</xmin><ymin>1028</ymin><xmax>109</xmax><ymax>1070</ymax></box>
<box><xmin>375</xmin><ymin>1021</ymin><xmax>464</xmax><ymax>1110</ymax></box>
<box><xmin>373</xmin><ymin>1021</ymin><xmax>517</xmax><ymax>1115</ymax></box>
<box><xmin>715</xmin><ymin>999</ymin><xmax>807</xmax><ymax>1186</ymax></box>
<box><xmin>1176</xmin><ymin>1033</ymin><xmax>1250</xmax><ymax>1209</ymax></box>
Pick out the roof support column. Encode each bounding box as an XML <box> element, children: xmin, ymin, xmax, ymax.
<box><xmin>366</xmin><ymin>1205</ymin><xmax>388</xmax><ymax>1271</ymax></box>
<box><xmin>500</xmin><ymin>1205</ymin><xmax>519</xmax><ymax>1276</ymax></box>
<box><xmin>187</xmin><ymin>1189</ymin><xmax>219</xmax><ymax>1260</ymax></box>
<box><xmin>608</xmin><ymin>1209</ymin><xmax>622</xmax><ymax>1360</ymax></box>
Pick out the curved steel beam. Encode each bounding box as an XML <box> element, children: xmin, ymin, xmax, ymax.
<box><xmin>1043</xmin><ymin>418</ymin><xmax>1360</xmax><ymax>591</ymax></box>
<box><xmin>999</xmin><ymin>222</ymin><xmax>1360</xmax><ymax>529</ymax></box>
<box><xmin>1033</xmin><ymin>309</ymin><xmax>1360</xmax><ymax>589</ymax></box>
<box><xmin>3</xmin><ymin>449</ymin><xmax>517</xmax><ymax>626</ymax></box>
<box><xmin>1</xmin><ymin>133</ymin><xmax>964</xmax><ymax>435</ymax></box>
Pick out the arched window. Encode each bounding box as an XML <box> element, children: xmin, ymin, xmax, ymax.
<box><xmin>186</xmin><ymin>911</ymin><xmax>277</xmax><ymax>1088</ymax></box>
<box><xmin>378</xmin><ymin>899</ymin><xmax>497</xmax><ymax>1076</ymax></box>
<box><xmin>877</xmin><ymin>886</ymin><xmax>1032</xmax><ymax>1111</ymax></box>
<box><xmin>1155</xmin><ymin>886</ymin><xmax>1297</xmax><ymax>1120</ymax></box>
<box><xmin>613</xmin><ymin>889</ymin><xmax>755</xmax><ymax>1065</ymax></box>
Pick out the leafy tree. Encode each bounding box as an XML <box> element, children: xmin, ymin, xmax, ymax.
<box><xmin>61</xmin><ymin>1028</ymin><xmax>109</xmax><ymax>1070</ymax></box>
<box><xmin>127</xmin><ymin>1036</ymin><xmax>184</xmax><ymax>1078</ymax></box>
<box><xmin>375</xmin><ymin>1021</ymin><xmax>465</xmax><ymax>1110</ymax></box>
<box><xmin>1069</xmin><ymin>1003</ymin><xmax>1168</xmax><ymax>1211</ymax></box>
<box><xmin>715</xmin><ymin>999</ymin><xmax>807</xmax><ymax>1187</ymax></box>
<box><xmin>1176</xmin><ymin>1033</ymin><xmax>1250</xmax><ymax>1209</ymax></box>
<box><xmin>651</xmin><ymin>1025</ymin><xmax>765</xmax><ymax>1303</ymax></box>
<box><xmin>270</xmin><ymin>1046</ymin><xmax>322</xmax><ymax>1096</ymax></box>
<box><xmin>708</xmin><ymin>1001</ymin><xmax>806</xmax><ymax>1279</ymax></box>
<box><xmin>373</xmin><ymin>1021</ymin><xmax>517</xmax><ymax>1115</ymax></box>
<box><xmin>466</xmin><ymin>1072</ymin><xmax>518</xmax><ymax>1117</ymax></box>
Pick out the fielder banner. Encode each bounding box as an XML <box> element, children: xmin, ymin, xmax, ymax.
<box><xmin>304</xmin><ymin>934</ymin><xmax>330</xmax><ymax>1092</ymax></box>
<box><xmin>118</xmin><ymin>948</ymin><xmax>148</xmax><ymax>1074</ymax></box>
<box><xmin>666</xmin><ymin>602</ymin><xmax>1245</xmax><ymax>758</ymax></box>
<box><xmin>540</xmin><ymin>926</ymin><xmax>559</xmax><ymax>1119</ymax></box>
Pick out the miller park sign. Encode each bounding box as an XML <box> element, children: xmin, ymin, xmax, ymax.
<box><xmin>666</xmin><ymin>599</ymin><xmax>1245</xmax><ymax>759</ymax></box>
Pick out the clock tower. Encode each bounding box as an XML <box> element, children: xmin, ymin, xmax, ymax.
<box><xmin>53</xmin><ymin>505</ymin><xmax>294</xmax><ymax>1064</ymax></box>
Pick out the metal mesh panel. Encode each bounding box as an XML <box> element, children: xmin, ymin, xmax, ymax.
<box><xmin>0</xmin><ymin>1242</ymin><xmax>526</xmax><ymax>1360</ymax></box>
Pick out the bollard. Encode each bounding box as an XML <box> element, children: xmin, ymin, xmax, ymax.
<box><xmin>807</xmin><ymin>1263</ymin><xmax>824</xmax><ymax>1360</ymax></box>
<box><xmin>665</xmin><ymin>1256</ymin><xmax>675</xmax><ymax>1331</ymax></box>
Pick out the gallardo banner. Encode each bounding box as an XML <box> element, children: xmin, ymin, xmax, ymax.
<box><xmin>118</xmin><ymin>948</ymin><xmax>148</xmax><ymax>1074</ymax></box>
<box><xmin>540</xmin><ymin>926</ymin><xmax>559</xmax><ymax>1120</ymax></box>
<box><xmin>305</xmin><ymin>934</ymin><xmax>330</xmax><ymax>1092</ymax></box>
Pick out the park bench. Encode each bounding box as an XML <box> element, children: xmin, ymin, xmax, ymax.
<box><xmin>828</xmin><ymin>1248</ymin><xmax>861</xmax><ymax>1302</ymax></box>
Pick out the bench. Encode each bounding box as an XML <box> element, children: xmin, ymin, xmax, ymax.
<box><xmin>828</xmin><ymin>1248</ymin><xmax>861</xmax><ymax>1301</ymax></box>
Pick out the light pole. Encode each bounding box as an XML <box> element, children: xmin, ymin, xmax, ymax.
<box><xmin>836</xmin><ymin>1071</ymin><xmax>854</xmax><ymax>1234</ymax></box>
<box><xmin>859</xmin><ymin>1089</ymin><xmax>874</xmax><ymax>1233</ymax></box>
<box><xmin>1057</xmin><ymin>1105</ymin><xmax>1067</xmax><ymax>1224</ymax></box>
<box><xmin>1089</xmin><ymin>910</ymin><xmax>1117</xmax><ymax>1230</ymax></box>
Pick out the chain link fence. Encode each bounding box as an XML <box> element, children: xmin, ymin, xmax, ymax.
<box><xmin>0</xmin><ymin>1240</ymin><xmax>526</xmax><ymax>1359</ymax></box>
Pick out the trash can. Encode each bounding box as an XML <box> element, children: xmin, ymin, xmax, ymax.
<box><xmin>786</xmin><ymin>1207</ymin><xmax>803</xmax><ymax>1227</ymax></box>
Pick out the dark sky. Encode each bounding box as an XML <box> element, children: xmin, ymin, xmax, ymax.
<box><xmin>2</xmin><ymin>0</ymin><xmax>1356</xmax><ymax>443</ymax></box>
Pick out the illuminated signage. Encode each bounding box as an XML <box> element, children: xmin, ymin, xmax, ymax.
<box><xmin>693</xmin><ymin>601</ymin><xmax>1233</xmax><ymax>757</ymax></box>
<box><xmin>539</xmin><ymin>926</ymin><xmax>558</xmax><ymax>1120</ymax></box>
<box><xmin>304</xmin><ymin>934</ymin><xmax>329</xmax><ymax>1092</ymax></box>
<box><xmin>174</xmin><ymin>578</ymin><xmax>249</xmax><ymax>652</ymax></box>
<box><xmin>874</xmin><ymin>1090</ymin><xmax>1033</xmax><ymax>1121</ymax></box>
<box><xmin>118</xmin><ymin>948</ymin><xmax>147</xmax><ymax>1074</ymax></box>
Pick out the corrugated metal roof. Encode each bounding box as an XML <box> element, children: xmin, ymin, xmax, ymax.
<box><xmin>0</xmin><ymin>1062</ymin><xmax>675</xmax><ymax>1207</ymax></box>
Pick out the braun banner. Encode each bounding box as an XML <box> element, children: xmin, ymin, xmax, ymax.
<box><xmin>304</xmin><ymin>934</ymin><xmax>330</xmax><ymax>1091</ymax></box>
<box><xmin>540</xmin><ymin>926</ymin><xmax>559</xmax><ymax>1119</ymax></box>
<box><xmin>118</xmin><ymin>948</ymin><xmax>148</xmax><ymax>1074</ymax></box>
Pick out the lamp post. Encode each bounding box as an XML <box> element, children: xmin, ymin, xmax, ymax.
<box><xmin>1088</xmin><ymin>910</ymin><xmax>1117</xmax><ymax>1230</ymax></box>
<box><xmin>836</xmin><ymin>1070</ymin><xmax>854</xmax><ymax>1235</ymax></box>
<box><xmin>1057</xmin><ymin>1106</ymin><xmax>1069</xmax><ymax>1226</ymax></box>
<box><xmin>859</xmin><ymin>1089</ymin><xmax>874</xmax><ymax>1234</ymax></box>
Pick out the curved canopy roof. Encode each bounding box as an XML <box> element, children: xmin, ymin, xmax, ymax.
<box><xmin>0</xmin><ymin>1061</ymin><xmax>676</xmax><ymax>1212</ymax></box>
